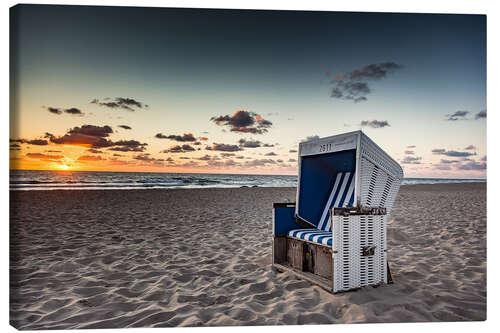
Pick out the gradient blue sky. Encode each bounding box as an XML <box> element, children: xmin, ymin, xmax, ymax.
<box><xmin>10</xmin><ymin>5</ymin><xmax>486</xmax><ymax>177</ymax></box>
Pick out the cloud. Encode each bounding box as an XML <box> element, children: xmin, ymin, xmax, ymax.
<box><xmin>288</xmin><ymin>158</ymin><xmax>297</xmax><ymax>162</ymax></box>
<box><xmin>404</xmin><ymin>150</ymin><xmax>414</xmax><ymax>155</ymax></box>
<box><xmin>108</xmin><ymin>146</ymin><xmax>146</xmax><ymax>152</ymax></box>
<box><xmin>401</xmin><ymin>156</ymin><xmax>422</xmax><ymax>164</ymax></box>
<box><xmin>301</xmin><ymin>135</ymin><xmax>320</xmax><ymax>143</ymax></box>
<box><xmin>77</xmin><ymin>155</ymin><xmax>105</xmax><ymax>161</ymax></box>
<box><xmin>87</xmin><ymin>148</ymin><xmax>103</xmax><ymax>154</ymax></box>
<box><xmin>244</xmin><ymin>158</ymin><xmax>277</xmax><ymax>167</ymax></box>
<box><xmin>155</xmin><ymin>133</ymin><xmax>197</xmax><ymax>142</ymax></box>
<box><xmin>289</xmin><ymin>149</ymin><xmax>297</xmax><ymax>153</ymax></box>
<box><xmin>64</xmin><ymin>108</ymin><xmax>84</xmax><ymax>115</ymax></box>
<box><xmin>199</xmin><ymin>137</ymin><xmax>208</xmax><ymax>141</ymax></box>
<box><xmin>265</xmin><ymin>152</ymin><xmax>277</xmax><ymax>156</ymax></box>
<box><xmin>361</xmin><ymin>120</ymin><xmax>390</xmax><ymax>128</ymax></box>
<box><xmin>45</xmin><ymin>106</ymin><xmax>84</xmax><ymax>116</ymax></box>
<box><xmin>446</xmin><ymin>110</ymin><xmax>469</xmax><ymax>121</ymax></box>
<box><xmin>238</xmin><ymin>138</ymin><xmax>274</xmax><ymax>148</ymax></box>
<box><xmin>45</xmin><ymin>125</ymin><xmax>148</xmax><ymax>150</ymax></box>
<box><xmin>161</xmin><ymin>144</ymin><xmax>196</xmax><ymax>153</ymax></box>
<box><xmin>330</xmin><ymin>62</ymin><xmax>402</xmax><ymax>102</ymax></box>
<box><xmin>456</xmin><ymin>160</ymin><xmax>486</xmax><ymax>170</ymax></box>
<box><xmin>407</xmin><ymin>145</ymin><xmax>416</xmax><ymax>148</ymax></box>
<box><xmin>133</xmin><ymin>153</ymin><xmax>165</xmax><ymax>164</ymax></box>
<box><xmin>26</xmin><ymin>153</ymin><xmax>64</xmax><ymax>161</ymax></box>
<box><xmin>475</xmin><ymin>110</ymin><xmax>486</xmax><ymax>119</ymax></box>
<box><xmin>118</xmin><ymin>125</ymin><xmax>132</xmax><ymax>130</ymax></box>
<box><xmin>206</xmin><ymin>143</ymin><xmax>243</xmax><ymax>152</ymax></box>
<box><xmin>480</xmin><ymin>155</ymin><xmax>487</xmax><ymax>162</ymax></box>
<box><xmin>465</xmin><ymin>145</ymin><xmax>476</xmax><ymax>150</ymax></box>
<box><xmin>210</xmin><ymin>110</ymin><xmax>272</xmax><ymax>134</ymax></box>
<box><xmin>434</xmin><ymin>165</ymin><xmax>452</xmax><ymax>170</ymax></box>
<box><xmin>432</xmin><ymin>149</ymin><xmax>476</xmax><ymax>157</ymax></box>
<box><xmin>91</xmin><ymin>97</ymin><xmax>147</xmax><ymax>111</ymax></box>
<box><xmin>9</xmin><ymin>138</ymin><xmax>48</xmax><ymax>146</ymax></box>
<box><xmin>221</xmin><ymin>153</ymin><xmax>235</xmax><ymax>157</ymax></box>
<box><xmin>440</xmin><ymin>159</ymin><xmax>460</xmax><ymax>164</ymax></box>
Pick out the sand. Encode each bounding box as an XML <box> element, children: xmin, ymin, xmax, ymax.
<box><xmin>9</xmin><ymin>183</ymin><xmax>486</xmax><ymax>329</ymax></box>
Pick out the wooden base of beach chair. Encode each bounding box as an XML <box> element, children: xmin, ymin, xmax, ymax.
<box><xmin>273</xmin><ymin>236</ymin><xmax>334</xmax><ymax>292</ymax></box>
<box><xmin>273</xmin><ymin>234</ymin><xmax>391</xmax><ymax>293</ymax></box>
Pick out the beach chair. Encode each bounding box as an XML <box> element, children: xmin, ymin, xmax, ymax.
<box><xmin>272</xmin><ymin>131</ymin><xmax>403</xmax><ymax>293</ymax></box>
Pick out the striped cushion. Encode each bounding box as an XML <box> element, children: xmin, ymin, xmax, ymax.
<box><xmin>317</xmin><ymin>172</ymin><xmax>355</xmax><ymax>232</ymax></box>
<box><xmin>288</xmin><ymin>229</ymin><xmax>332</xmax><ymax>246</ymax></box>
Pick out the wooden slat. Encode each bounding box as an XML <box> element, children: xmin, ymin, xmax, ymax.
<box><xmin>273</xmin><ymin>263</ymin><xmax>333</xmax><ymax>292</ymax></box>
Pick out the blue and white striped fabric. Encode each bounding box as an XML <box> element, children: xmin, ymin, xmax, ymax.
<box><xmin>287</xmin><ymin>172</ymin><xmax>355</xmax><ymax>247</ymax></box>
<box><xmin>288</xmin><ymin>229</ymin><xmax>332</xmax><ymax>246</ymax></box>
<box><xmin>317</xmin><ymin>172</ymin><xmax>355</xmax><ymax>232</ymax></box>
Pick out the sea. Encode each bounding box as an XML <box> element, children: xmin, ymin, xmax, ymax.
<box><xmin>9</xmin><ymin>170</ymin><xmax>486</xmax><ymax>191</ymax></box>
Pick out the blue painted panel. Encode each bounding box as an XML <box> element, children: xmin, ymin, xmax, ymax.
<box><xmin>274</xmin><ymin>206</ymin><xmax>302</xmax><ymax>236</ymax></box>
<box><xmin>298</xmin><ymin>149</ymin><xmax>356</xmax><ymax>227</ymax></box>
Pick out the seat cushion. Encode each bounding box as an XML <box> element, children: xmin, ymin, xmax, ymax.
<box><xmin>288</xmin><ymin>229</ymin><xmax>332</xmax><ymax>247</ymax></box>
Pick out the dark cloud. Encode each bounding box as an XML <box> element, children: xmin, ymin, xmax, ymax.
<box><xmin>9</xmin><ymin>138</ymin><xmax>48</xmax><ymax>146</ymax></box>
<box><xmin>155</xmin><ymin>133</ymin><xmax>197</xmax><ymax>142</ymax></box>
<box><xmin>407</xmin><ymin>145</ymin><xmax>416</xmax><ymax>148</ymax></box>
<box><xmin>238</xmin><ymin>138</ymin><xmax>274</xmax><ymax>148</ymax></box>
<box><xmin>161</xmin><ymin>144</ymin><xmax>196</xmax><ymax>153</ymax></box>
<box><xmin>118</xmin><ymin>125</ymin><xmax>132</xmax><ymax>130</ymax></box>
<box><xmin>45</xmin><ymin>125</ymin><xmax>148</xmax><ymax>151</ymax></box>
<box><xmin>288</xmin><ymin>158</ymin><xmax>297</xmax><ymax>162</ymax></box>
<box><xmin>210</xmin><ymin>110</ymin><xmax>272</xmax><ymax>134</ymax></box>
<box><xmin>87</xmin><ymin>148</ymin><xmax>103</xmax><ymax>154</ymax></box>
<box><xmin>401</xmin><ymin>156</ymin><xmax>422</xmax><ymax>164</ymax></box>
<box><xmin>465</xmin><ymin>145</ymin><xmax>476</xmax><ymax>150</ymax></box>
<box><xmin>475</xmin><ymin>110</ymin><xmax>486</xmax><ymax>119</ymax></box>
<box><xmin>64</xmin><ymin>108</ymin><xmax>84</xmax><ymax>115</ymax></box>
<box><xmin>446</xmin><ymin>110</ymin><xmax>469</xmax><ymax>121</ymax></box>
<box><xmin>46</xmin><ymin>106</ymin><xmax>83</xmax><ymax>116</ymax></box>
<box><xmin>221</xmin><ymin>153</ymin><xmax>235</xmax><ymax>157</ymax></box>
<box><xmin>26</xmin><ymin>153</ymin><xmax>64</xmax><ymax>161</ymax></box>
<box><xmin>133</xmin><ymin>153</ymin><xmax>165</xmax><ymax>164</ymax></box>
<box><xmin>404</xmin><ymin>150</ymin><xmax>414</xmax><ymax>155</ymax></box>
<box><xmin>113</xmin><ymin>153</ymin><xmax>124</xmax><ymax>157</ymax></box>
<box><xmin>48</xmin><ymin>125</ymin><xmax>114</xmax><ymax>148</ymax></box>
<box><xmin>265</xmin><ymin>152</ymin><xmax>278</xmax><ymax>156</ymax></box>
<box><xmin>330</xmin><ymin>62</ymin><xmax>402</xmax><ymax>102</ymax></box>
<box><xmin>10</xmin><ymin>143</ymin><xmax>20</xmax><ymax>148</ymax></box>
<box><xmin>361</xmin><ymin>120</ymin><xmax>390</xmax><ymax>128</ymax></box>
<box><xmin>456</xmin><ymin>160</ymin><xmax>486</xmax><ymax>170</ymax></box>
<box><xmin>92</xmin><ymin>97</ymin><xmax>146</xmax><ymax>111</ymax></box>
<box><xmin>47</xmin><ymin>107</ymin><xmax>62</xmax><ymax>115</ymax></box>
<box><xmin>77</xmin><ymin>155</ymin><xmax>105</xmax><ymax>161</ymax></box>
<box><xmin>108</xmin><ymin>146</ymin><xmax>146</xmax><ymax>152</ymax></box>
<box><xmin>206</xmin><ymin>143</ymin><xmax>243</xmax><ymax>152</ymax></box>
<box><xmin>432</xmin><ymin>149</ymin><xmax>476</xmax><ymax>157</ymax></box>
<box><xmin>198</xmin><ymin>154</ymin><xmax>212</xmax><ymax>161</ymax></box>
<box><xmin>289</xmin><ymin>149</ymin><xmax>297</xmax><ymax>153</ymax></box>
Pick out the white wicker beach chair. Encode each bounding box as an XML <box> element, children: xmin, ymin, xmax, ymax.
<box><xmin>272</xmin><ymin>130</ymin><xmax>403</xmax><ymax>293</ymax></box>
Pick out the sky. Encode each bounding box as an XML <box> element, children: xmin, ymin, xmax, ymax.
<box><xmin>9</xmin><ymin>5</ymin><xmax>486</xmax><ymax>177</ymax></box>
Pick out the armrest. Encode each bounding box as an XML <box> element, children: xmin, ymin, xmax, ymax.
<box><xmin>332</xmin><ymin>207</ymin><xmax>387</xmax><ymax>217</ymax></box>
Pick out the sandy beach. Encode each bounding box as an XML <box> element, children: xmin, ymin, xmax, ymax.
<box><xmin>10</xmin><ymin>182</ymin><xmax>486</xmax><ymax>329</ymax></box>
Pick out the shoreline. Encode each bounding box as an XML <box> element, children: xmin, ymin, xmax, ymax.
<box><xmin>8</xmin><ymin>181</ymin><xmax>489</xmax><ymax>192</ymax></box>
